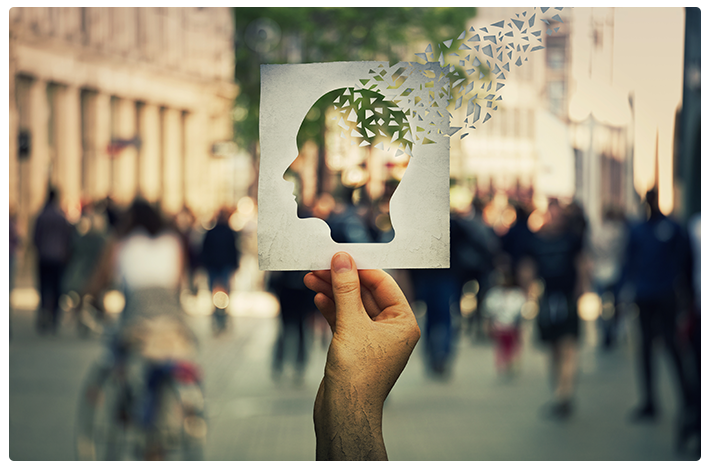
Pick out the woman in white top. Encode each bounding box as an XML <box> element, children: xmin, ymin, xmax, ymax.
<box><xmin>88</xmin><ymin>199</ymin><xmax>197</xmax><ymax>361</ymax></box>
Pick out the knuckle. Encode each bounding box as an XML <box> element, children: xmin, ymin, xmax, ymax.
<box><xmin>410</xmin><ymin>324</ymin><xmax>421</xmax><ymax>342</ymax></box>
<box><xmin>333</xmin><ymin>280</ymin><xmax>359</xmax><ymax>297</ymax></box>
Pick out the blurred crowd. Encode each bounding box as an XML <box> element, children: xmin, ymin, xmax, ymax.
<box><xmin>9</xmin><ymin>182</ymin><xmax>701</xmax><ymax>454</ymax></box>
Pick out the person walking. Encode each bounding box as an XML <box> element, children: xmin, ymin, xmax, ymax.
<box><xmin>520</xmin><ymin>198</ymin><xmax>588</xmax><ymax>419</ymax></box>
<box><xmin>451</xmin><ymin>200</ymin><xmax>500</xmax><ymax>340</ymax></box>
<box><xmin>588</xmin><ymin>207</ymin><xmax>628</xmax><ymax>349</ymax></box>
<box><xmin>268</xmin><ymin>270</ymin><xmax>316</xmax><ymax>384</ymax></box>
<box><xmin>677</xmin><ymin>213</ymin><xmax>709</xmax><ymax>460</ymax></box>
<box><xmin>619</xmin><ymin>189</ymin><xmax>694</xmax><ymax>427</ymax></box>
<box><xmin>81</xmin><ymin>198</ymin><xmax>201</xmax><ymax>460</ymax></box>
<box><xmin>10</xmin><ymin>208</ymin><xmax>21</xmax><ymax>339</ymax></box>
<box><xmin>32</xmin><ymin>188</ymin><xmax>74</xmax><ymax>334</ymax></box>
<box><xmin>200</xmin><ymin>208</ymin><xmax>240</xmax><ymax>332</ymax></box>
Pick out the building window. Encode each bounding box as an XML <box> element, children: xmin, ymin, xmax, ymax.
<box><xmin>548</xmin><ymin>81</ymin><xmax>565</xmax><ymax>116</ymax></box>
<box><xmin>546</xmin><ymin>35</ymin><xmax>566</xmax><ymax>70</ymax></box>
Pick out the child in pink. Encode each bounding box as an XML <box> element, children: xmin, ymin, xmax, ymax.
<box><xmin>482</xmin><ymin>264</ymin><xmax>526</xmax><ymax>375</ymax></box>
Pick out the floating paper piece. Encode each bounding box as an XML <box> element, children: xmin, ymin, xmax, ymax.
<box><xmin>358</xmin><ymin>7</ymin><xmax>564</xmax><ymax>141</ymax></box>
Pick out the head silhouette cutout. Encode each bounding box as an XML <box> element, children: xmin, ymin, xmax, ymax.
<box><xmin>284</xmin><ymin>87</ymin><xmax>413</xmax><ymax>243</ymax></box>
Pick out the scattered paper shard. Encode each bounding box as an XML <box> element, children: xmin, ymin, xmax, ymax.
<box><xmin>366</xmin><ymin>6</ymin><xmax>564</xmax><ymax>139</ymax></box>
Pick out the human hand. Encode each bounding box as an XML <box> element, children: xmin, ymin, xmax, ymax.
<box><xmin>304</xmin><ymin>252</ymin><xmax>420</xmax><ymax>460</ymax></box>
<box><xmin>304</xmin><ymin>251</ymin><xmax>420</xmax><ymax>405</ymax></box>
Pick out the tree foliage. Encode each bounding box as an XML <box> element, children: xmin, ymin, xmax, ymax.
<box><xmin>232</xmin><ymin>7</ymin><xmax>477</xmax><ymax>154</ymax></box>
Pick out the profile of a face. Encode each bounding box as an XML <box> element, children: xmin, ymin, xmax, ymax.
<box><xmin>284</xmin><ymin>87</ymin><xmax>413</xmax><ymax>243</ymax></box>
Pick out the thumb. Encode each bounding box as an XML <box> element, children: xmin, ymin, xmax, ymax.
<box><xmin>330</xmin><ymin>252</ymin><xmax>366</xmax><ymax>330</ymax></box>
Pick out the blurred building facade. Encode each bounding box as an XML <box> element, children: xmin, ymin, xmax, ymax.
<box><xmin>453</xmin><ymin>7</ymin><xmax>576</xmax><ymax>205</ymax></box>
<box><xmin>453</xmin><ymin>7</ymin><xmax>638</xmax><ymax>229</ymax></box>
<box><xmin>9</xmin><ymin>7</ymin><xmax>239</xmax><ymax>237</ymax></box>
<box><xmin>565</xmin><ymin>8</ymin><xmax>637</xmax><ymax>226</ymax></box>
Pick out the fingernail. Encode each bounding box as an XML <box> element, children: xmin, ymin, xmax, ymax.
<box><xmin>332</xmin><ymin>252</ymin><xmax>352</xmax><ymax>273</ymax></box>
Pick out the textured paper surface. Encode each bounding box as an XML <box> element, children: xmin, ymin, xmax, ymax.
<box><xmin>258</xmin><ymin>62</ymin><xmax>450</xmax><ymax>271</ymax></box>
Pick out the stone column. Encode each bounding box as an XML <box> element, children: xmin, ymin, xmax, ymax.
<box><xmin>9</xmin><ymin>14</ymin><xmax>18</xmax><ymax>223</ymax></box>
<box><xmin>55</xmin><ymin>84</ymin><xmax>82</xmax><ymax>219</ymax></box>
<box><xmin>162</xmin><ymin>107</ymin><xmax>183</xmax><ymax>215</ymax></box>
<box><xmin>183</xmin><ymin>110</ymin><xmax>210</xmax><ymax>213</ymax></box>
<box><xmin>138</xmin><ymin>103</ymin><xmax>161</xmax><ymax>203</ymax></box>
<box><xmin>28</xmin><ymin>78</ymin><xmax>50</xmax><ymax>217</ymax></box>
<box><xmin>113</xmin><ymin>97</ymin><xmax>138</xmax><ymax>205</ymax></box>
<box><xmin>93</xmin><ymin>93</ymin><xmax>112</xmax><ymax>200</ymax></box>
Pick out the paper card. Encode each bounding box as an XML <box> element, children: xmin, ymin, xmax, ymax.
<box><xmin>258</xmin><ymin>61</ymin><xmax>450</xmax><ymax>271</ymax></box>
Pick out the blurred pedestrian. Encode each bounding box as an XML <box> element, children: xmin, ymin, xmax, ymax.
<box><xmin>9</xmin><ymin>207</ymin><xmax>21</xmax><ymax>339</ymax></box>
<box><xmin>481</xmin><ymin>257</ymin><xmax>526</xmax><ymax>376</ymax></box>
<box><xmin>588</xmin><ymin>206</ymin><xmax>628</xmax><ymax>349</ymax></box>
<box><xmin>500</xmin><ymin>202</ymin><xmax>533</xmax><ymax>269</ymax></box>
<box><xmin>9</xmin><ymin>207</ymin><xmax>20</xmax><ymax>293</ymax></box>
<box><xmin>82</xmin><ymin>198</ymin><xmax>199</xmax><ymax>459</ymax></box>
<box><xmin>62</xmin><ymin>204</ymin><xmax>110</xmax><ymax>329</ymax></box>
<box><xmin>174</xmin><ymin>207</ymin><xmax>200</xmax><ymax>294</ymax></box>
<box><xmin>101</xmin><ymin>196</ymin><xmax>121</xmax><ymax>231</ymax></box>
<box><xmin>87</xmin><ymin>199</ymin><xmax>192</xmax><ymax>326</ymax></box>
<box><xmin>678</xmin><ymin>214</ymin><xmax>709</xmax><ymax>460</ymax></box>
<box><xmin>201</xmin><ymin>208</ymin><xmax>240</xmax><ymax>332</ymax></box>
<box><xmin>410</xmin><ymin>266</ymin><xmax>458</xmax><ymax>378</ymax></box>
<box><xmin>520</xmin><ymin>198</ymin><xmax>587</xmax><ymax>419</ymax></box>
<box><xmin>619</xmin><ymin>189</ymin><xmax>694</xmax><ymax>427</ymax></box>
<box><xmin>268</xmin><ymin>270</ymin><xmax>316</xmax><ymax>385</ymax></box>
<box><xmin>32</xmin><ymin>188</ymin><xmax>74</xmax><ymax>334</ymax></box>
<box><xmin>451</xmin><ymin>199</ymin><xmax>500</xmax><ymax>339</ymax></box>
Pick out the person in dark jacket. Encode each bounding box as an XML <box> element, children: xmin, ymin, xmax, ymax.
<box><xmin>268</xmin><ymin>270</ymin><xmax>316</xmax><ymax>384</ymax></box>
<box><xmin>520</xmin><ymin>198</ymin><xmax>587</xmax><ymax>419</ymax></box>
<box><xmin>200</xmin><ymin>208</ymin><xmax>240</xmax><ymax>330</ymax></box>
<box><xmin>619</xmin><ymin>189</ymin><xmax>694</xmax><ymax>427</ymax></box>
<box><xmin>33</xmin><ymin>188</ymin><xmax>74</xmax><ymax>333</ymax></box>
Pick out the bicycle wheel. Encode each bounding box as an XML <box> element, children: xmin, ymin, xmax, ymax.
<box><xmin>75</xmin><ymin>365</ymin><xmax>141</xmax><ymax>460</ymax></box>
<box><xmin>149</xmin><ymin>381</ymin><xmax>207</xmax><ymax>460</ymax></box>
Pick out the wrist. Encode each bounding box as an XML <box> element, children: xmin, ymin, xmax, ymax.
<box><xmin>314</xmin><ymin>378</ymin><xmax>386</xmax><ymax>461</ymax></box>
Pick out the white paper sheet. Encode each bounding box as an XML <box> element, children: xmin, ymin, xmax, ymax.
<box><xmin>258</xmin><ymin>61</ymin><xmax>450</xmax><ymax>271</ymax></box>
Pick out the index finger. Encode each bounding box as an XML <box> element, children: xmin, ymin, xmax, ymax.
<box><xmin>311</xmin><ymin>269</ymin><xmax>332</xmax><ymax>284</ymax></box>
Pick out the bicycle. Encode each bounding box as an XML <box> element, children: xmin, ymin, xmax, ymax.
<box><xmin>75</xmin><ymin>316</ymin><xmax>207</xmax><ymax>460</ymax></box>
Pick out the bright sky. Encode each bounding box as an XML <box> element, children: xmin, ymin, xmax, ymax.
<box><xmin>611</xmin><ymin>7</ymin><xmax>685</xmax><ymax>212</ymax></box>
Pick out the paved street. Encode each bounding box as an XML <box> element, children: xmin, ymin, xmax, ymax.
<box><xmin>9</xmin><ymin>290</ymin><xmax>698</xmax><ymax>461</ymax></box>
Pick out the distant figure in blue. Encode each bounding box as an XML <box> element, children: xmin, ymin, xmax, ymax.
<box><xmin>677</xmin><ymin>213</ymin><xmax>709</xmax><ymax>460</ymax></box>
<box><xmin>201</xmin><ymin>208</ymin><xmax>240</xmax><ymax>329</ymax></box>
<box><xmin>410</xmin><ymin>212</ymin><xmax>483</xmax><ymax>378</ymax></box>
<box><xmin>452</xmin><ymin>199</ymin><xmax>500</xmax><ymax>339</ymax></box>
<box><xmin>410</xmin><ymin>265</ymin><xmax>458</xmax><ymax>378</ymax></box>
<box><xmin>32</xmin><ymin>188</ymin><xmax>74</xmax><ymax>334</ymax></box>
<box><xmin>620</xmin><ymin>188</ymin><xmax>694</xmax><ymax>428</ymax></box>
<box><xmin>268</xmin><ymin>270</ymin><xmax>316</xmax><ymax>385</ymax></box>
